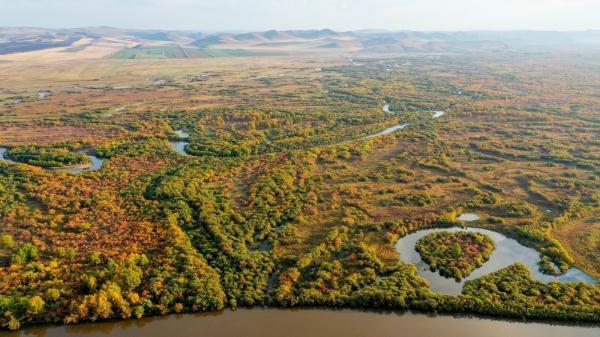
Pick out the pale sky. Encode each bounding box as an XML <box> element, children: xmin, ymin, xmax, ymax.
<box><xmin>1</xmin><ymin>0</ymin><xmax>599</xmax><ymax>31</ymax></box>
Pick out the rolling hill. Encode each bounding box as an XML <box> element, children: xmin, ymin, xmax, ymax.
<box><xmin>1</xmin><ymin>27</ymin><xmax>599</xmax><ymax>60</ymax></box>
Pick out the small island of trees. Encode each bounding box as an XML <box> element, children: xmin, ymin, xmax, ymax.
<box><xmin>415</xmin><ymin>231</ymin><xmax>495</xmax><ymax>280</ymax></box>
<box><xmin>4</xmin><ymin>146</ymin><xmax>91</xmax><ymax>169</ymax></box>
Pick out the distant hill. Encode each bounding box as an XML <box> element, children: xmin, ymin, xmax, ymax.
<box><xmin>0</xmin><ymin>27</ymin><xmax>599</xmax><ymax>57</ymax></box>
<box><xmin>360</xmin><ymin>34</ymin><xmax>509</xmax><ymax>53</ymax></box>
<box><xmin>357</xmin><ymin>30</ymin><xmax>600</xmax><ymax>52</ymax></box>
<box><xmin>192</xmin><ymin>35</ymin><xmax>227</xmax><ymax>48</ymax></box>
<box><xmin>130</xmin><ymin>31</ymin><xmax>172</xmax><ymax>41</ymax></box>
<box><xmin>188</xmin><ymin>29</ymin><xmax>600</xmax><ymax>53</ymax></box>
<box><xmin>194</xmin><ymin>29</ymin><xmax>342</xmax><ymax>46</ymax></box>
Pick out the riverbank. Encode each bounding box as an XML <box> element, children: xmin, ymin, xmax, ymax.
<box><xmin>396</xmin><ymin>226</ymin><xmax>596</xmax><ymax>295</ymax></box>
<box><xmin>9</xmin><ymin>308</ymin><xmax>599</xmax><ymax>337</ymax></box>
<box><xmin>169</xmin><ymin>130</ymin><xmax>190</xmax><ymax>156</ymax></box>
<box><xmin>0</xmin><ymin>147</ymin><xmax>104</xmax><ymax>173</ymax></box>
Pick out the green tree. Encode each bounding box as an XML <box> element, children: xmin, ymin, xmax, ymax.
<box><xmin>27</xmin><ymin>296</ymin><xmax>45</xmax><ymax>316</ymax></box>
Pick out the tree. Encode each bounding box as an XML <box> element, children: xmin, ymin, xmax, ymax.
<box><xmin>27</xmin><ymin>296</ymin><xmax>45</xmax><ymax>316</ymax></box>
<box><xmin>0</xmin><ymin>235</ymin><xmax>14</xmax><ymax>249</ymax></box>
<box><xmin>11</xmin><ymin>243</ymin><xmax>39</xmax><ymax>264</ymax></box>
<box><xmin>452</xmin><ymin>242</ymin><xmax>462</xmax><ymax>257</ymax></box>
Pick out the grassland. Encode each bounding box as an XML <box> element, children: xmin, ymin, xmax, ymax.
<box><xmin>112</xmin><ymin>45</ymin><xmax>264</xmax><ymax>59</ymax></box>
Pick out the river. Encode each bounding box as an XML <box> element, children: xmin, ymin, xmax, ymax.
<box><xmin>364</xmin><ymin>123</ymin><xmax>409</xmax><ymax>138</ymax></box>
<box><xmin>380</xmin><ymin>103</ymin><xmax>445</xmax><ymax>120</ymax></box>
<box><xmin>0</xmin><ymin>147</ymin><xmax>14</xmax><ymax>163</ymax></box>
<box><xmin>432</xmin><ymin>110</ymin><xmax>445</xmax><ymax>118</ymax></box>
<box><xmin>457</xmin><ymin>213</ymin><xmax>480</xmax><ymax>221</ymax></box>
<box><xmin>10</xmin><ymin>308</ymin><xmax>598</xmax><ymax>337</ymax></box>
<box><xmin>5</xmin><ymin>116</ymin><xmax>599</xmax><ymax>336</ymax></box>
<box><xmin>382</xmin><ymin>102</ymin><xmax>392</xmax><ymax>114</ymax></box>
<box><xmin>56</xmin><ymin>153</ymin><xmax>104</xmax><ymax>174</ymax></box>
<box><xmin>363</xmin><ymin>104</ymin><xmax>446</xmax><ymax>142</ymax></box>
<box><xmin>170</xmin><ymin>130</ymin><xmax>190</xmax><ymax>156</ymax></box>
<box><xmin>0</xmin><ymin>147</ymin><xmax>103</xmax><ymax>173</ymax></box>
<box><xmin>395</xmin><ymin>225</ymin><xmax>596</xmax><ymax>295</ymax></box>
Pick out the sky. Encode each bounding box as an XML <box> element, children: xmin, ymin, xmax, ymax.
<box><xmin>1</xmin><ymin>0</ymin><xmax>599</xmax><ymax>31</ymax></box>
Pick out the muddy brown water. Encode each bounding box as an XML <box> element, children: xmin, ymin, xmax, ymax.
<box><xmin>9</xmin><ymin>308</ymin><xmax>599</xmax><ymax>337</ymax></box>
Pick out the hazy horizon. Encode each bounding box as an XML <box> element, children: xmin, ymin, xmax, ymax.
<box><xmin>3</xmin><ymin>26</ymin><xmax>600</xmax><ymax>34</ymax></box>
<box><xmin>1</xmin><ymin>0</ymin><xmax>599</xmax><ymax>32</ymax></box>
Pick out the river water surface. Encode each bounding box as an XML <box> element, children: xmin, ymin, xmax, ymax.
<box><xmin>365</xmin><ymin>123</ymin><xmax>409</xmax><ymax>138</ymax></box>
<box><xmin>0</xmin><ymin>147</ymin><xmax>14</xmax><ymax>163</ymax></box>
<box><xmin>57</xmin><ymin>153</ymin><xmax>104</xmax><ymax>173</ymax></box>
<box><xmin>382</xmin><ymin>102</ymin><xmax>392</xmax><ymax>114</ymax></box>
<box><xmin>10</xmin><ymin>308</ymin><xmax>600</xmax><ymax>337</ymax></box>
<box><xmin>432</xmin><ymin>110</ymin><xmax>445</xmax><ymax>118</ymax></box>
<box><xmin>0</xmin><ymin>148</ymin><xmax>103</xmax><ymax>173</ymax></box>
<box><xmin>457</xmin><ymin>213</ymin><xmax>480</xmax><ymax>221</ymax></box>
<box><xmin>395</xmin><ymin>226</ymin><xmax>596</xmax><ymax>295</ymax></box>
<box><xmin>170</xmin><ymin>130</ymin><xmax>190</xmax><ymax>156</ymax></box>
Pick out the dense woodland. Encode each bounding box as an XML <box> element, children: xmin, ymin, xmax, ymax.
<box><xmin>0</xmin><ymin>53</ymin><xmax>599</xmax><ymax>330</ymax></box>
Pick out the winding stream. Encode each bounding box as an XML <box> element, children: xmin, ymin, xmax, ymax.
<box><xmin>395</xmin><ymin>226</ymin><xmax>596</xmax><ymax>295</ymax></box>
<box><xmin>382</xmin><ymin>102</ymin><xmax>392</xmax><ymax>114</ymax></box>
<box><xmin>457</xmin><ymin>213</ymin><xmax>480</xmax><ymax>221</ymax></box>
<box><xmin>56</xmin><ymin>153</ymin><xmax>104</xmax><ymax>174</ymax></box>
<box><xmin>432</xmin><ymin>110</ymin><xmax>445</xmax><ymax>118</ymax></box>
<box><xmin>361</xmin><ymin>104</ymin><xmax>446</xmax><ymax>143</ymax></box>
<box><xmin>170</xmin><ymin>130</ymin><xmax>190</xmax><ymax>156</ymax></box>
<box><xmin>0</xmin><ymin>147</ymin><xmax>103</xmax><ymax>173</ymax></box>
<box><xmin>380</xmin><ymin>102</ymin><xmax>445</xmax><ymax>120</ymax></box>
<box><xmin>0</xmin><ymin>147</ymin><xmax>14</xmax><ymax>163</ymax></box>
<box><xmin>365</xmin><ymin>123</ymin><xmax>410</xmax><ymax>138</ymax></box>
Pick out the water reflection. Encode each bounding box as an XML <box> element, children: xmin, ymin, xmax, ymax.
<box><xmin>457</xmin><ymin>213</ymin><xmax>480</xmax><ymax>221</ymax></box>
<box><xmin>0</xmin><ymin>148</ymin><xmax>103</xmax><ymax>173</ymax></box>
<box><xmin>364</xmin><ymin>123</ymin><xmax>409</xmax><ymax>139</ymax></box>
<box><xmin>11</xmin><ymin>308</ymin><xmax>600</xmax><ymax>337</ymax></box>
<box><xmin>382</xmin><ymin>103</ymin><xmax>392</xmax><ymax>114</ymax></box>
<box><xmin>395</xmin><ymin>227</ymin><xmax>596</xmax><ymax>295</ymax></box>
<box><xmin>0</xmin><ymin>147</ymin><xmax>14</xmax><ymax>163</ymax></box>
<box><xmin>173</xmin><ymin>130</ymin><xmax>190</xmax><ymax>138</ymax></box>
<box><xmin>170</xmin><ymin>130</ymin><xmax>190</xmax><ymax>156</ymax></box>
<box><xmin>55</xmin><ymin>153</ymin><xmax>104</xmax><ymax>174</ymax></box>
<box><xmin>432</xmin><ymin>111</ymin><xmax>445</xmax><ymax>118</ymax></box>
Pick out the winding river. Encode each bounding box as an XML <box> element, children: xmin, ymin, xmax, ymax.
<box><xmin>457</xmin><ymin>213</ymin><xmax>480</xmax><ymax>221</ymax></box>
<box><xmin>364</xmin><ymin>103</ymin><xmax>449</xmax><ymax>142</ymax></box>
<box><xmin>0</xmin><ymin>147</ymin><xmax>103</xmax><ymax>173</ymax></box>
<box><xmin>56</xmin><ymin>153</ymin><xmax>104</xmax><ymax>174</ymax></box>
<box><xmin>0</xmin><ymin>147</ymin><xmax>14</xmax><ymax>163</ymax></box>
<box><xmin>395</xmin><ymin>225</ymin><xmax>596</xmax><ymax>295</ymax></box>
<box><xmin>4</xmin><ymin>114</ymin><xmax>600</xmax><ymax>335</ymax></box>
<box><xmin>365</xmin><ymin>123</ymin><xmax>410</xmax><ymax>138</ymax></box>
<box><xmin>382</xmin><ymin>102</ymin><xmax>392</xmax><ymax>114</ymax></box>
<box><xmin>432</xmin><ymin>110</ymin><xmax>445</xmax><ymax>118</ymax></box>
<box><xmin>170</xmin><ymin>130</ymin><xmax>190</xmax><ymax>156</ymax></box>
<box><xmin>10</xmin><ymin>308</ymin><xmax>599</xmax><ymax>337</ymax></box>
<box><xmin>380</xmin><ymin>103</ymin><xmax>445</xmax><ymax>120</ymax></box>
<box><xmin>363</xmin><ymin>104</ymin><xmax>445</xmax><ymax>143</ymax></box>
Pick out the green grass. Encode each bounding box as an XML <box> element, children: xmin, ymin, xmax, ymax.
<box><xmin>112</xmin><ymin>45</ymin><xmax>184</xmax><ymax>59</ymax></box>
<box><xmin>201</xmin><ymin>49</ymin><xmax>252</xmax><ymax>57</ymax></box>
<box><xmin>112</xmin><ymin>45</ymin><xmax>257</xmax><ymax>59</ymax></box>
